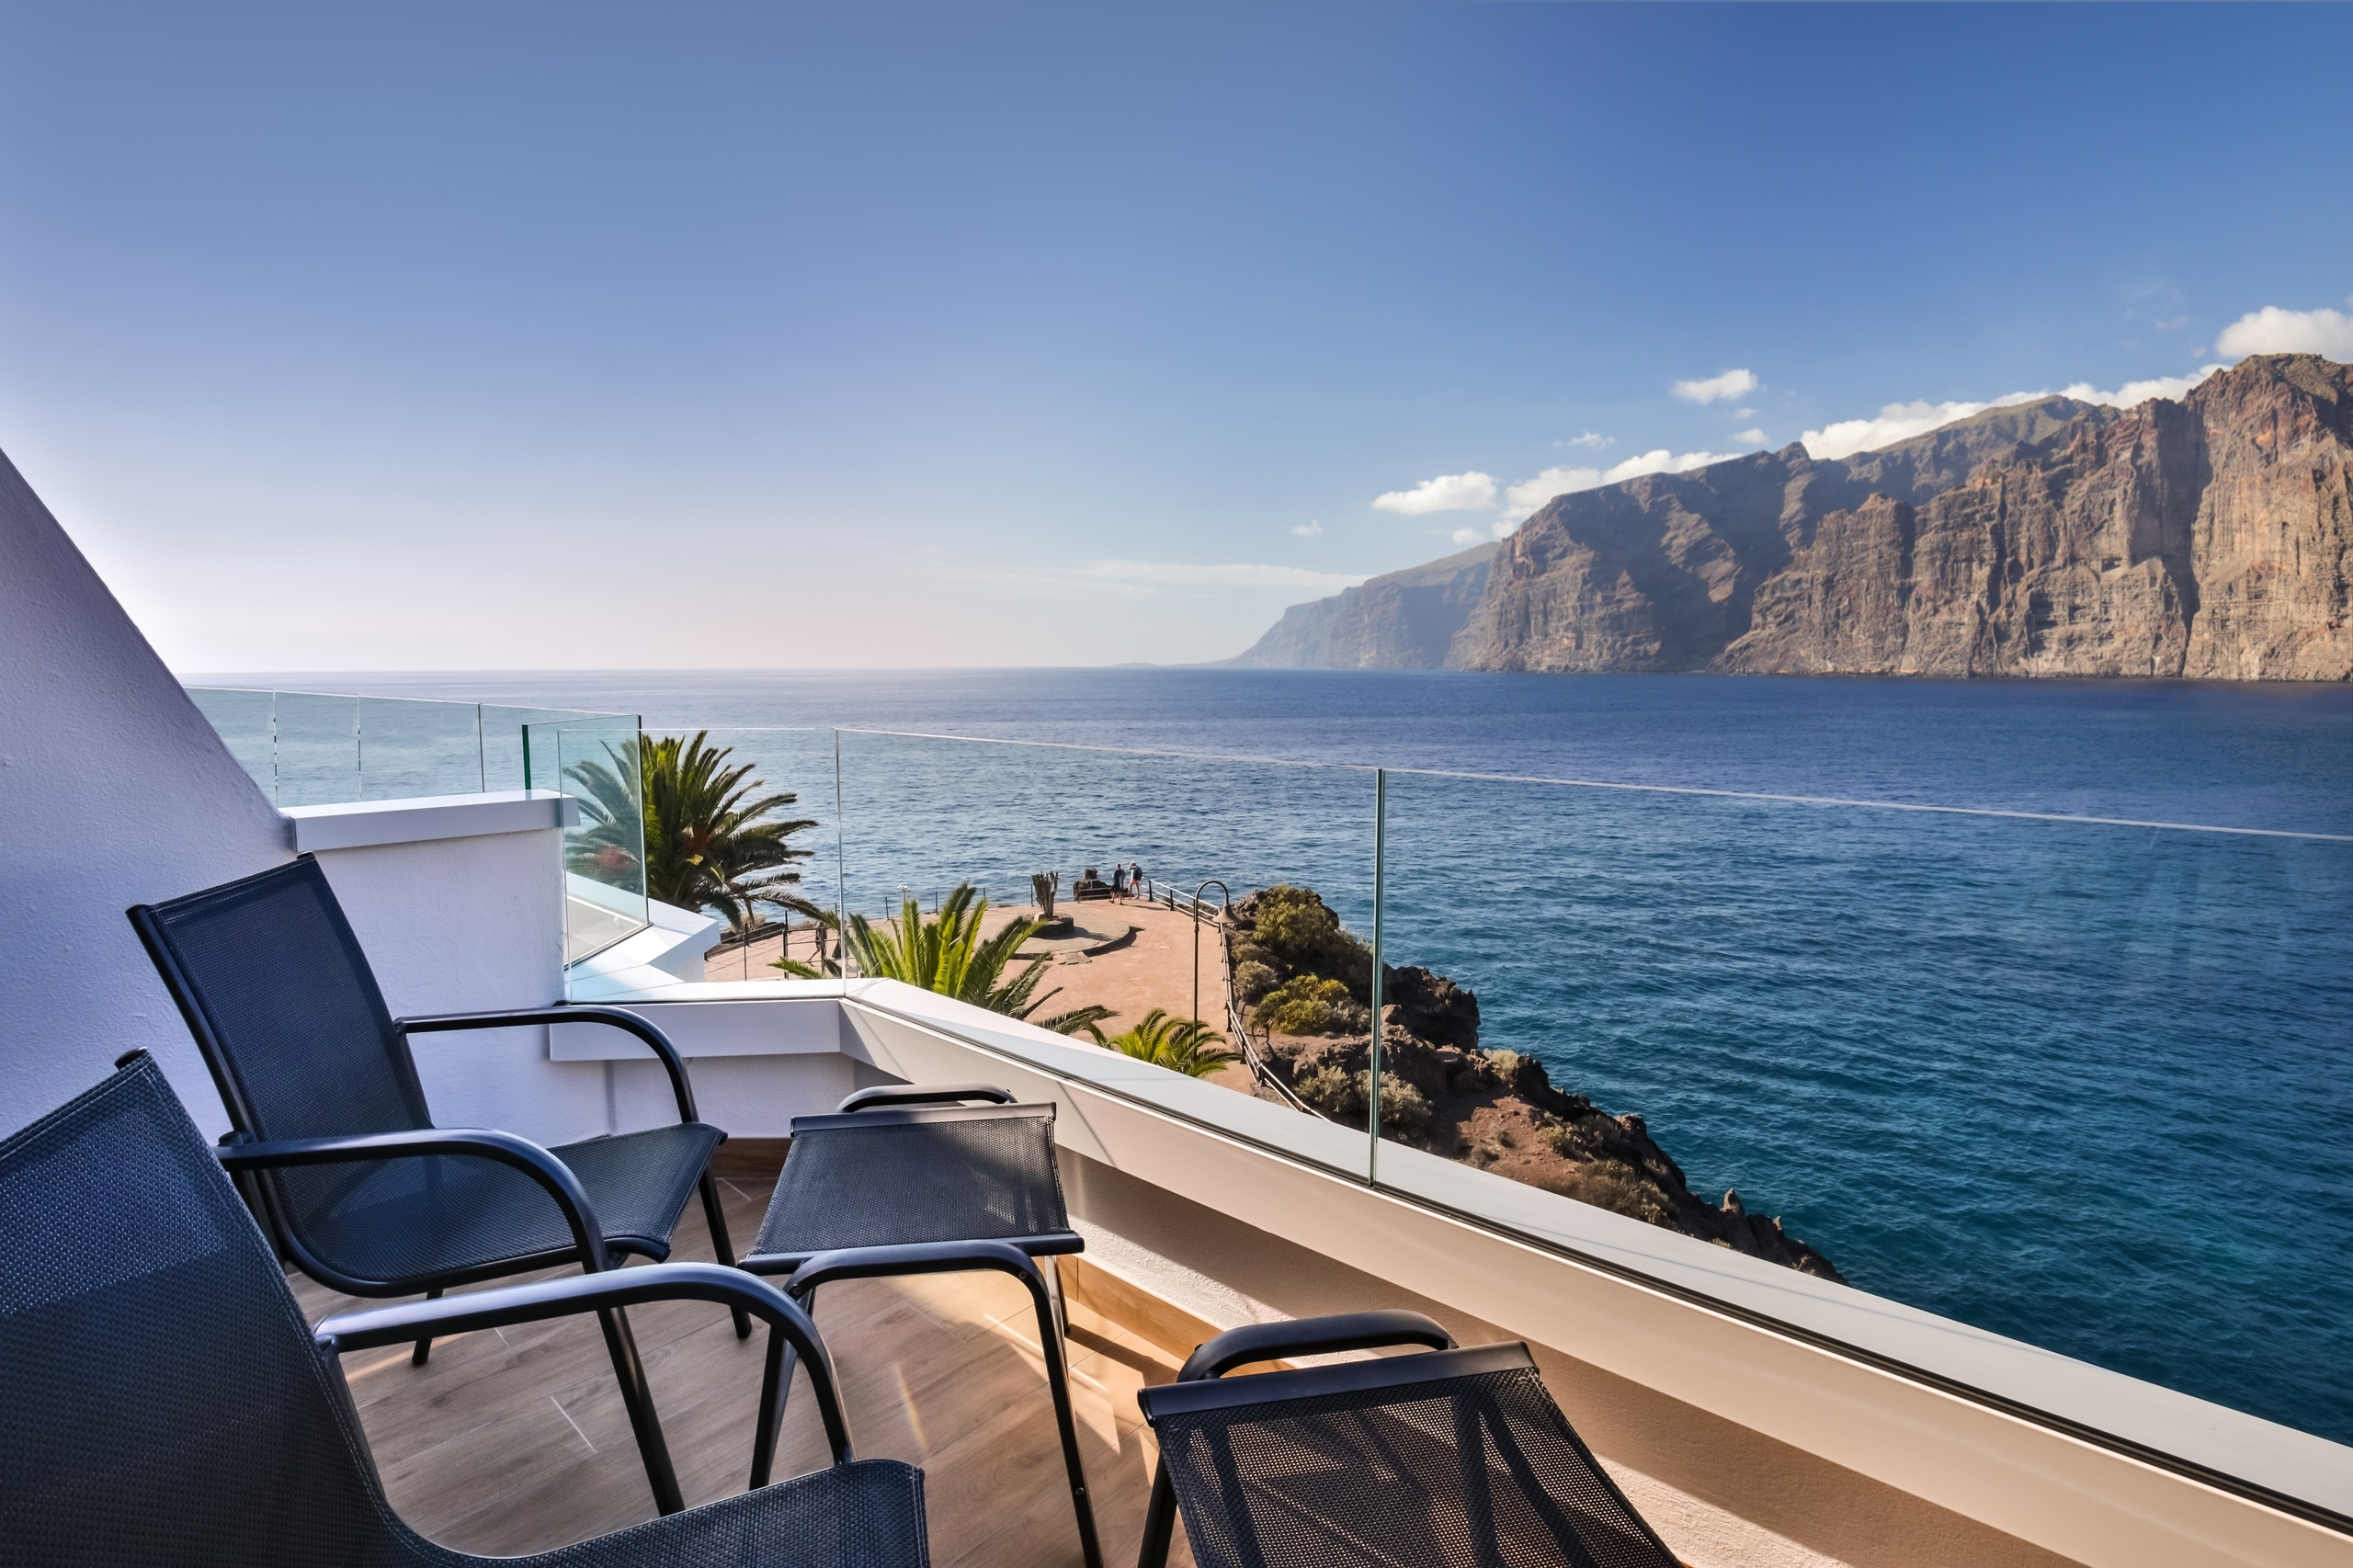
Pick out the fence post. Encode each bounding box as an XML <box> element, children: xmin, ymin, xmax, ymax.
<box><xmin>1367</xmin><ymin>768</ymin><xmax>1386</xmax><ymax>1185</ymax></box>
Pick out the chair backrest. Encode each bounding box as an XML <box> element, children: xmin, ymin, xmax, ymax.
<box><xmin>1137</xmin><ymin>1343</ymin><xmax>1680</xmax><ymax>1568</ymax></box>
<box><xmin>0</xmin><ymin>1055</ymin><xmax>416</xmax><ymax>1566</ymax></box>
<box><xmin>129</xmin><ymin>855</ymin><xmax>430</xmax><ymax>1142</ymax></box>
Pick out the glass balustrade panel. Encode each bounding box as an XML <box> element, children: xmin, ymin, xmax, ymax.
<box><xmin>488</xmin><ymin>704</ymin><xmax>620</xmax><ymax>793</ymax></box>
<box><xmin>269</xmin><ymin>691</ymin><xmax>362</xmax><ymax>807</ymax></box>
<box><xmin>634</xmin><ymin>727</ymin><xmax>843</xmax><ymax>986</ymax></box>
<box><xmin>834</xmin><ymin>728</ymin><xmax>1380</xmax><ymax>1183</ymax></box>
<box><xmin>531</xmin><ymin>717</ymin><xmax>651</xmax><ymax>965</ymax></box>
<box><xmin>1370</xmin><ymin>765</ymin><xmax>2353</xmax><ymax>1455</ymax></box>
<box><xmin>184</xmin><ymin>687</ymin><xmax>278</xmax><ymax>802</ymax></box>
<box><xmin>355</xmin><ymin>695</ymin><xmax>484</xmax><ymax>800</ymax></box>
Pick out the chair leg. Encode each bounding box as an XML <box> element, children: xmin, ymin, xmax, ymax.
<box><xmin>1136</xmin><ymin>1460</ymin><xmax>1180</xmax><ymax>1568</ymax></box>
<box><xmin>697</xmin><ymin>1169</ymin><xmax>752</xmax><ymax>1339</ymax></box>
<box><xmin>1044</xmin><ymin>1253</ymin><xmax>1070</xmax><ymax>1341</ymax></box>
<box><xmin>412</xmin><ymin>1287</ymin><xmax>441</xmax><ymax>1366</ymax></box>
<box><xmin>749</xmin><ymin>1281</ymin><xmax>810</xmax><ymax>1491</ymax></box>
<box><xmin>1026</xmin><ymin>1270</ymin><xmax>1106</xmax><ymax>1568</ymax></box>
<box><xmin>595</xmin><ymin>1302</ymin><xmax>686</xmax><ymax>1515</ymax></box>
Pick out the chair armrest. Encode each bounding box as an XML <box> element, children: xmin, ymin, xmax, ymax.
<box><xmin>835</xmin><ymin>1082</ymin><xmax>1015</xmax><ymax>1113</ymax></box>
<box><xmin>1177</xmin><ymin>1310</ymin><xmax>1455</xmax><ymax>1381</ymax></box>
<box><xmin>400</xmin><ymin>1006</ymin><xmax>700</xmax><ymax>1124</ymax></box>
<box><xmin>218</xmin><ymin>1128</ymin><xmax>610</xmax><ymax>1272</ymax></box>
<box><xmin>759</xmin><ymin>1238</ymin><xmax>1044</xmax><ymax>1298</ymax></box>
<box><xmin>314</xmin><ymin>1263</ymin><xmax>854</xmax><ymax>1466</ymax></box>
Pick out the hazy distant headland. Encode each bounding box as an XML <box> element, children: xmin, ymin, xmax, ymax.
<box><xmin>1227</xmin><ymin>354</ymin><xmax>2351</xmax><ymax>681</ymax></box>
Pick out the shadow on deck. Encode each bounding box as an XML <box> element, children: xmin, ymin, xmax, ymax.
<box><xmin>295</xmin><ymin>1174</ymin><xmax>1198</xmax><ymax>1567</ymax></box>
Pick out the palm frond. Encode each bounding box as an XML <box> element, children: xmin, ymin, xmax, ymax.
<box><xmin>839</xmin><ymin>881</ymin><xmax>1115</xmax><ymax>1034</ymax></box>
<box><xmin>1085</xmin><ymin>1008</ymin><xmax>1237</xmax><ymax>1076</ymax></box>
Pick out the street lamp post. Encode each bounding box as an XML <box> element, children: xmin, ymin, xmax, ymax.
<box><xmin>1191</xmin><ymin>880</ymin><xmax>1233</xmax><ymax>1028</ymax></box>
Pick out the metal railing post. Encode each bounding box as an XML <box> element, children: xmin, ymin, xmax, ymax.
<box><xmin>833</xmin><ymin>730</ymin><xmax>849</xmax><ymax>993</ymax></box>
<box><xmin>1368</xmin><ymin>767</ymin><xmax>1386</xmax><ymax>1185</ymax></box>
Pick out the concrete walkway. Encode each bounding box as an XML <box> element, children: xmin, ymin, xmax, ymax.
<box><xmin>705</xmin><ymin>899</ymin><xmax>1255</xmax><ymax>1095</ymax></box>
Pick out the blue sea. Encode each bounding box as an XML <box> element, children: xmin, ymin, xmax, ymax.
<box><xmin>233</xmin><ymin>668</ymin><xmax>2353</xmax><ymax>1448</ymax></box>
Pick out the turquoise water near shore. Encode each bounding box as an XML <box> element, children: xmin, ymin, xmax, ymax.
<box><xmin>214</xmin><ymin>668</ymin><xmax>2353</xmax><ymax>1447</ymax></box>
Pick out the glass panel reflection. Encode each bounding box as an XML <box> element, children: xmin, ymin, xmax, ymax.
<box><xmin>534</xmin><ymin>717</ymin><xmax>651</xmax><ymax>965</ymax></box>
<box><xmin>834</xmin><ymin>729</ymin><xmax>1379</xmax><ymax>1182</ymax></box>
<box><xmin>636</xmin><ymin>728</ymin><xmax>842</xmax><ymax>985</ymax></box>
<box><xmin>1373</xmin><ymin>766</ymin><xmax>2353</xmax><ymax>1445</ymax></box>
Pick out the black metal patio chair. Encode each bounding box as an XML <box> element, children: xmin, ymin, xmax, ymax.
<box><xmin>740</xmin><ymin>1084</ymin><xmax>1104</xmax><ymax>1568</ymax></box>
<box><xmin>1134</xmin><ymin>1312</ymin><xmax>1682</xmax><ymax>1568</ymax></box>
<box><xmin>127</xmin><ymin>853</ymin><xmax>747</xmax><ymax>1515</ymax></box>
<box><xmin>0</xmin><ymin>1052</ymin><xmax>929</xmax><ymax>1568</ymax></box>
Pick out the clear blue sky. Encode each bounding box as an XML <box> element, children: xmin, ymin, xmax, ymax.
<box><xmin>2</xmin><ymin>2</ymin><xmax>2346</xmax><ymax>669</ymax></box>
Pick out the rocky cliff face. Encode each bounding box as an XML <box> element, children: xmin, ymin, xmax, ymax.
<box><xmin>1232</xmin><ymin>358</ymin><xmax>2350</xmax><ymax>679</ymax></box>
<box><xmin>1227</xmin><ymin>884</ymin><xmax>1843</xmax><ymax>1278</ymax></box>
<box><xmin>1720</xmin><ymin>364</ymin><xmax>2350</xmax><ymax>677</ymax></box>
<box><xmin>1224</xmin><ymin>540</ymin><xmax>1496</xmax><ymax>668</ymax></box>
<box><xmin>2182</xmin><ymin>356</ymin><xmax>2353</xmax><ymax>679</ymax></box>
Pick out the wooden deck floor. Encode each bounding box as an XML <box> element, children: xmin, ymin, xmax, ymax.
<box><xmin>293</xmin><ymin>1174</ymin><xmax>1197</xmax><ymax>1566</ymax></box>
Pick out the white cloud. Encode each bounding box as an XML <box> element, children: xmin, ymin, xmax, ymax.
<box><xmin>1449</xmin><ymin>527</ymin><xmax>1487</xmax><ymax>545</ymax></box>
<box><xmin>2057</xmin><ymin>369</ymin><xmax>2222</xmax><ymax>406</ymax></box>
<box><xmin>1557</xmin><ymin>430</ymin><xmax>1613</xmax><ymax>449</ymax></box>
<box><xmin>1602</xmin><ymin>449</ymin><xmax>1738</xmax><ymax>483</ymax></box>
<box><xmin>2214</xmin><ymin>304</ymin><xmax>2353</xmax><ymax>358</ymax></box>
<box><xmin>1800</xmin><ymin>396</ymin><xmax>2039</xmax><ymax>460</ymax></box>
<box><xmin>1076</xmin><ymin>561</ymin><xmax>1369</xmax><ymax>592</ymax></box>
<box><xmin>1671</xmin><ymin>368</ymin><xmax>1760</xmax><ymax>404</ymax></box>
<box><xmin>1290</xmin><ymin>520</ymin><xmax>1324</xmax><ymax>537</ymax></box>
<box><xmin>1799</xmin><ymin>367</ymin><xmax>2231</xmax><ymax>460</ymax></box>
<box><xmin>1493</xmin><ymin>450</ymin><xmax>1741</xmax><ymax>524</ymax></box>
<box><xmin>1371</xmin><ymin>471</ymin><xmax>1497</xmax><ymax>514</ymax></box>
<box><xmin>1501</xmin><ymin>465</ymin><xmax>1602</xmax><ymax>521</ymax></box>
<box><xmin>1733</xmin><ymin>407</ymin><xmax>1756</xmax><ymax>418</ymax></box>
<box><xmin>1733</xmin><ymin>428</ymin><xmax>1767</xmax><ymax>446</ymax></box>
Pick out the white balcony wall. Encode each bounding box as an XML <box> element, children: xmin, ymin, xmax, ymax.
<box><xmin>0</xmin><ymin>445</ymin><xmax>609</xmax><ymax>1145</ymax></box>
<box><xmin>308</xmin><ymin>824</ymin><xmax>609</xmax><ymax>1149</ymax></box>
<box><xmin>0</xmin><ymin>447</ymin><xmax>289</xmax><ymax>1139</ymax></box>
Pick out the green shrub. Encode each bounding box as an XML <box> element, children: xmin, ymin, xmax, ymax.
<box><xmin>1536</xmin><ymin>1159</ymin><xmax>1677</xmax><ymax>1228</ymax></box>
<box><xmin>1233</xmin><ymin>960</ymin><xmax>1279</xmax><ymax>1004</ymax></box>
<box><xmin>1294</xmin><ymin>1064</ymin><xmax>1363</xmax><ymax>1119</ymax></box>
<box><xmin>1248</xmin><ymin>886</ymin><xmax>1372</xmax><ymax>995</ymax></box>
<box><xmin>1256</xmin><ymin>974</ymin><xmax>1353</xmax><ymax>1035</ymax></box>
<box><xmin>1292</xmin><ymin>1067</ymin><xmax>1428</xmax><ymax>1142</ymax></box>
<box><xmin>1376</xmin><ymin>1078</ymin><xmax>1431</xmax><ymax>1139</ymax></box>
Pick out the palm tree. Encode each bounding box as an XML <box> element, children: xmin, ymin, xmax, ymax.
<box><xmin>788</xmin><ymin>882</ymin><xmax>1110</xmax><ymax>1036</ymax></box>
<box><xmin>1086</xmin><ymin>1009</ymin><xmax>1240</xmax><ymax>1078</ymax></box>
<box><xmin>566</xmin><ymin>732</ymin><xmax>819</xmax><ymax>935</ymax></box>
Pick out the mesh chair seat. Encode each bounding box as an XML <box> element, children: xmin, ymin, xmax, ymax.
<box><xmin>1141</xmin><ymin>1344</ymin><xmax>1679</xmax><ymax>1568</ymax></box>
<box><xmin>750</xmin><ymin>1103</ymin><xmax>1076</xmax><ymax>1266</ymax></box>
<box><xmin>289</xmin><ymin>1121</ymin><xmax>725</xmax><ymax>1287</ymax></box>
<box><xmin>0</xmin><ymin>1058</ymin><xmax>927</xmax><ymax>1568</ymax></box>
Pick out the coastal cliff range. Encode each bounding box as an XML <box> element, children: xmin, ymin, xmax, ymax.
<box><xmin>1229</xmin><ymin>355</ymin><xmax>2350</xmax><ymax>679</ymax></box>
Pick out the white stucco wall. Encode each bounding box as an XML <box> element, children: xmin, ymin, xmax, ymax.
<box><xmin>0</xmin><ymin>445</ymin><xmax>604</xmax><ymax>1147</ymax></box>
<box><xmin>0</xmin><ymin>445</ymin><xmax>290</xmax><ymax>1139</ymax></box>
<box><xmin>311</xmin><ymin>829</ymin><xmax>608</xmax><ymax>1148</ymax></box>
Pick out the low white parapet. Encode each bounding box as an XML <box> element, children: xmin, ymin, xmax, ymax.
<box><xmin>281</xmin><ymin>790</ymin><xmax>580</xmax><ymax>852</ymax></box>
